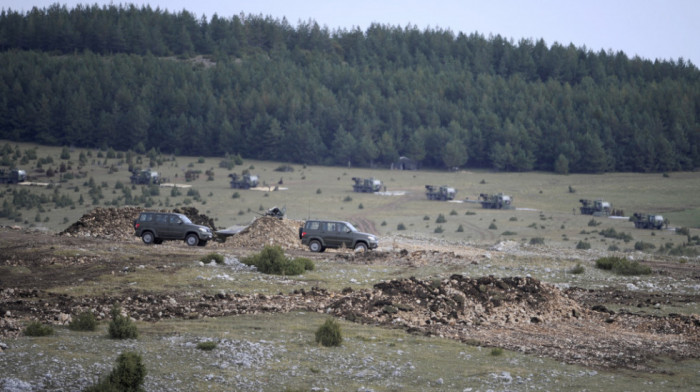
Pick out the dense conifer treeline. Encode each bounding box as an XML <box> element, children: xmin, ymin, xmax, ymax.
<box><xmin>1</xmin><ymin>3</ymin><xmax>698</xmax><ymax>172</ymax></box>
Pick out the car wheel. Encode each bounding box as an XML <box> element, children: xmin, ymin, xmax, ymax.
<box><xmin>141</xmin><ymin>231</ymin><xmax>155</xmax><ymax>245</ymax></box>
<box><xmin>185</xmin><ymin>234</ymin><xmax>199</xmax><ymax>246</ymax></box>
<box><xmin>197</xmin><ymin>240</ymin><xmax>207</xmax><ymax>247</ymax></box>
<box><xmin>309</xmin><ymin>240</ymin><xmax>322</xmax><ymax>252</ymax></box>
<box><xmin>354</xmin><ymin>242</ymin><xmax>368</xmax><ymax>252</ymax></box>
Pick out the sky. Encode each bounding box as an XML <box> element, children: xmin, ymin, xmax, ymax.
<box><xmin>2</xmin><ymin>0</ymin><xmax>699</xmax><ymax>66</ymax></box>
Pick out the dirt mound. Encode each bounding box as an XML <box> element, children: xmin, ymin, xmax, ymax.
<box><xmin>60</xmin><ymin>206</ymin><xmax>216</xmax><ymax>241</ymax></box>
<box><xmin>328</xmin><ymin>275</ymin><xmax>585</xmax><ymax>328</ymax></box>
<box><xmin>60</xmin><ymin>206</ymin><xmax>143</xmax><ymax>241</ymax></box>
<box><xmin>223</xmin><ymin>216</ymin><xmax>304</xmax><ymax>249</ymax></box>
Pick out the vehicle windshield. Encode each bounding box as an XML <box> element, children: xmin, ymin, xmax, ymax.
<box><xmin>178</xmin><ymin>214</ymin><xmax>192</xmax><ymax>224</ymax></box>
<box><xmin>345</xmin><ymin>222</ymin><xmax>358</xmax><ymax>232</ymax></box>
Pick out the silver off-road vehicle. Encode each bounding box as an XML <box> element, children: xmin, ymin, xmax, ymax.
<box><xmin>299</xmin><ymin>220</ymin><xmax>378</xmax><ymax>252</ymax></box>
<box><xmin>133</xmin><ymin>212</ymin><xmax>213</xmax><ymax>246</ymax></box>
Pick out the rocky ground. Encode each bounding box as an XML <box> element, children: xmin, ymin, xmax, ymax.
<box><xmin>1</xmin><ymin>207</ymin><xmax>699</xmax><ymax>377</ymax></box>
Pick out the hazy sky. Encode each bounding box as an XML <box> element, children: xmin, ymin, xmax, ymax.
<box><xmin>3</xmin><ymin>1</ymin><xmax>699</xmax><ymax>66</ymax></box>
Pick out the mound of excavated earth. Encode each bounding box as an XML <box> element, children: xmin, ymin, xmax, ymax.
<box><xmin>221</xmin><ymin>216</ymin><xmax>305</xmax><ymax>249</ymax></box>
<box><xmin>60</xmin><ymin>206</ymin><xmax>216</xmax><ymax>241</ymax></box>
<box><xmin>2</xmin><ymin>269</ymin><xmax>697</xmax><ymax>371</ymax></box>
<box><xmin>59</xmin><ymin>207</ymin><xmax>299</xmax><ymax>248</ymax></box>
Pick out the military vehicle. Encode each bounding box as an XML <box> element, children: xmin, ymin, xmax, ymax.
<box><xmin>0</xmin><ymin>168</ymin><xmax>26</xmax><ymax>184</ymax></box>
<box><xmin>352</xmin><ymin>177</ymin><xmax>382</xmax><ymax>193</ymax></box>
<box><xmin>478</xmin><ymin>193</ymin><xmax>514</xmax><ymax>209</ymax></box>
<box><xmin>579</xmin><ymin>199</ymin><xmax>612</xmax><ymax>216</ymax></box>
<box><xmin>631</xmin><ymin>213</ymin><xmax>665</xmax><ymax>229</ymax></box>
<box><xmin>130</xmin><ymin>169</ymin><xmax>160</xmax><ymax>185</ymax></box>
<box><xmin>258</xmin><ymin>206</ymin><xmax>286</xmax><ymax>219</ymax></box>
<box><xmin>229</xmin><ymin>172</ymin><xmax>259</xmax><ymax>189</ymax></box>
<box><xmin>425</xmin><ymin>185</ymin><xmax>456</xmax><ymax>201</ymax></box>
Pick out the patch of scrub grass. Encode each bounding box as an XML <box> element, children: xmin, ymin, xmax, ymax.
<box><xmin>5</xmin><ymin>312</ymin><xmax>698</xmax><ymax>392</ymax></box>
<box><xmin>24</xmin><ymin>321</ymin><xmax>54</xmax><ymax>336</ymax></box>
<box><xmin>595</xmin><ymin>256</ymin><xmax>651</xmax><ymax>276</ymax></box>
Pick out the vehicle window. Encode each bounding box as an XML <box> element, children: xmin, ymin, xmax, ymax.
<box><xmin>155</xmin><ymin>214</ymin><xmax>167</xmax><ymax>223</ymax></box>
<box><xmin>346</xmin><ymin>223</ymin><xmax>357</xmax><ymax>232</ymax></box>
<box><xmin>169</xmin><ymin>215</ymin><xmax>181</xmax><ymax>224</ymax></box>
<box><xmin>326</xmin><ymin>222</ymin><xmax>337</xmax><ymax>232</ymax></box>
<box><xmin>336</xmin><ymin>223</ymin><xmax>347</xmax><ymax>232</ymax></box>
<box><xmin>306</xmin><ymin>221</ymin><xmax>320</xmax><ymax>230</ymax></box>
<box><xmin>139</xmin><ymin>213</ymin><xmax>152</xmax><ymax>222</ymax></box>
<box><xmin>180</xmin><ymin>215</ymin><xmax>192</xmax><ymax>224</ymax></box>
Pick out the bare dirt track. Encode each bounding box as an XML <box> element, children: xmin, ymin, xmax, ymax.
<box><xmin>1</xmin><ymin>207</ymin><xmax>699</xmax><ymax>373</ymax></box>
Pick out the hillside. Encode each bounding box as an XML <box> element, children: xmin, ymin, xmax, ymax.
<box><xmin>0</xmin><ymin>4</ymin><xmax>699</xmax><ymax>172</ymax></box>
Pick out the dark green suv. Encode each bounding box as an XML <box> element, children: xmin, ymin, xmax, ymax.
<box><xmin>299</xmin><ymin>220</ymin><xmax>378</xmax><ymax>252</ymax></box>
<box><xmin>133</xmin><ymin>212</ymin><xmax>213</xmax><ymax>246</ymax></box>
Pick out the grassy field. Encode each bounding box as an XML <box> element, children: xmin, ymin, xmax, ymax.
<box><xmin>2</xmin><ymin>141</ymin><xmax>700</xmax><ymax>391</ymax></box>
<box><xmin>1</xmin><ymin>140</ymin><xmax>698</xmax><ymax>252</ymax></box>
<box><xmin>3</xmin><ymin>312</ymin><xmax>698</xmax><ymax>391</ymax></box>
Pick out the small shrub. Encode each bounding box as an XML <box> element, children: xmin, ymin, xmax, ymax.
<box><xmin>358</xmin><ymin>203</ymin><xmax>363</xmax><ymax>209</ymax></box>
<box><xmin>501</xmin><ymin>231</ymin><xmax>517</xmax><ymax>236</ymax></box>
<box><xmin>599</xmin><ymin>228</ymin><xmax>633</xmax><ymax>242</ymax></box>
<box><xmin>456</xmin><ymin>224</ymin><xmax>464</xmax><ymax>232</ymax></box>
<box><xmin>488</xmin><ymin>222</ymin><xmax>498</xmax><ymax>230</ymax></box>
<box><xmin>343</xmin><ymin>196</ymin><xmax>352</xmax><ymax>202</ymax></box>
<box><xmin>465</xmin><ymin>211</ymin><xmax>476</xmax><ymax>216</ymax></box>
<box><xmin>435</xmin><ymin>213</ymin><xmax>446</xmax><ymax>223</ymax></box>
<box><xmin>607</xmin><ymin>244</ymin><xmax>620</xmax><ymax>251</ymax></box>
<box><xmin>69</xmin><ymin>311</ymin><xmax>98</xmax><ymax>331</ymax></box>
<box><xmin>569</xmin><ymin>264</ymin><xmax>585</xmax><ymax>274</ymax></box>
<box><xmin>85</xmin><ymin>351</ymin><xmax>146</xmax><ymax>392</ymax></box>
<box><xmin>675</xmin><ymin>227</ymin><xmax>690</xmax><ymax>236</ymax></box>
<box><xmin>576</xmin><ymin>241</ymin><xmax>591</xmax><ymax>250</ymax></box>
<box><xmin>449</xmin><ymin>209</ymin><xmax>458</xmax><ymax>216</ymax></box>
<box><xmin>197</xmin><ymin>341</ymin><xmax>217</xmax><ymax>351</ymax></box>
<box><xmin>274</xmin><ymin>164</ymin><xmax>294</xmax><ymax>172</ymax></box>
<box><xmin>232</xmin><ymin>192</ymin><xmax>240</xmax><ymax>199</ymax></box>
<box><xmin>634</xmin><ymin>241</ymin><xmax>656</xmax><ymax>251</ymax></box>
<box><xmin>397</xmin><ymin>223</ymin><xmax>406</xmax><ymax>230</ymax></box>
<box><xmin>200</xmin><ymin>253</ymin><xmax>224</xmax><ymax>264</ymax></box>
<box><xmin>490</xmin><ymin>347</ymin><xmax>504</xmax><ymax>356</ymax></box>
<box><xmin>381</xmin><ymin>221</ymin><xmax>387</xmax><ymax>226</ymax></box>
<box><xmin>509</xmin><ymin>216</ymin><xmax>518</xmax><ymax>221</ymax></box>
<box><xmin>529</xmin><ymin>237</ymin><xmax>545</xmax><ymax>245</ymax></box>
<box><xmin>241</xmin><ymin>245</ymin><xmax>314</xmax><ymax>275</ymax></box>
<box><xmin>24</xmin><ymin>321</ymin><xmax>54</xmax><ymax>337</ymax></box>
<box><xmin>588</xmin><ymin>219</ymin><xmax>601</xmax><ymax>227</ymax></box>
<box><xmin>316</xmin><ymin>188</ymin><xmax>322</xmax><ymax>194</ymax></box>
<box><xmin>315</xmin><ymin>318</ymin><xmax>342</xmax><ymax>347</ymax></box>
<box><xmin>108</xmin><ymin>305</ymin><xmax>138</xmax><ymax>339</ymax></box>
<box><xmin>434</xmin><ymin>225</ymin><xmax>444</xmax><ymax>234</ymax></box>
<box><xmin>423</xmin><ymin>215</ymin><xmax>430</xmax><ymax>221</ymax></box>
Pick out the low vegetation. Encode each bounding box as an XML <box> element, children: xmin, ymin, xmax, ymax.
<box><xmin>196</xmin><ymin>341</ymin><xmax>217</xmax><ymax>351</ymax></box>
<box><xmin>84</xmin><ymin>352</ymin><xmax>146</xmax><ymax>392</ymax></box>
<box><xmin>68</xmin><ymin>311</ymin><xmax>98</xmax><ymax>331</ymax></box>
<box><xmin>108</xmin><ymin>305</ymin><xmax>139</xmax><ymax>339</ymax></box>
<box><xmin>599</xmin><ymin>228</ymin><xmax>634</xmax><ymax>242</ymax></box>
<box><xmin>315</xmin><ymin>318</ymin><xmax>343</xmax><ymax>347</ymax></box>
<box><xmin>595</xmin><ymin>256</ymin><xmax>652</xmax><ymax>276</ymax></box>
<box><xmin>199</xmin><ymin>253</ymin><xmax>225</xmax><ymax>264</ymax></box>
<box><xmin>23</xmin><ymin>321</ymin><xmax>54</xmax><ymax>337</ymax></box>
<box><xmin>241</xmin><ymin>245</ymin><xmax>314</xmax><ymax>276</ymax></box>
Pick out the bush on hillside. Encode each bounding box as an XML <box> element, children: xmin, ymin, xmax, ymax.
<box><xmin>241</xmin><ymin>245</ymin><xmax>314</xmax><ymax>275</ymax></box>
<box><xmin>315</xmin><ymin>318</ymin><xmax>342</xmax><ymax>347</ymax></box>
